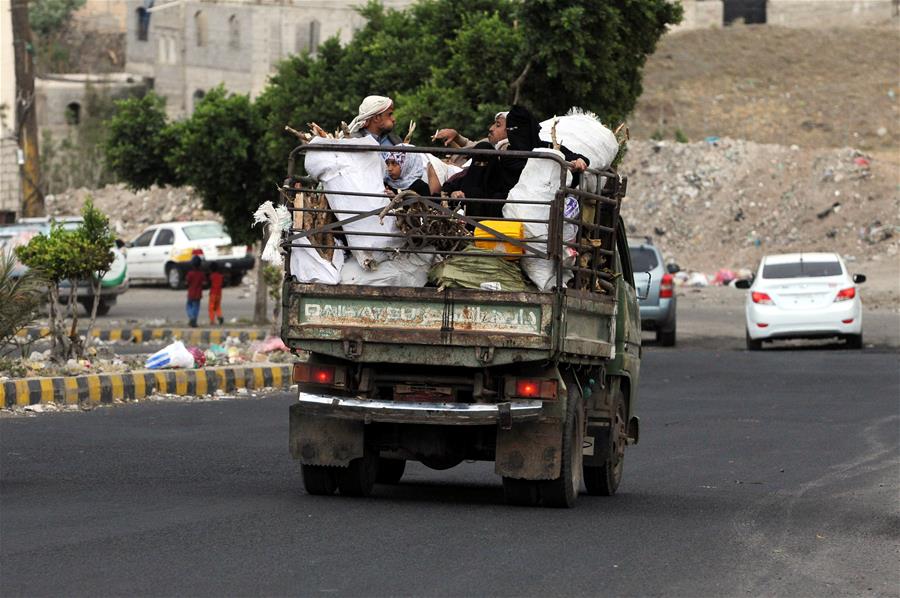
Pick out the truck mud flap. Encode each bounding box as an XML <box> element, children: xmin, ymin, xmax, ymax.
<box><xmin>289</xmin><ymin>403</ymin><xmax>364</xmax><ymax>466</ymax></box>
<box><xmin>495</xmin><ymin>420</ymin><xmax>562</xmax><ymax>480</ymax></box>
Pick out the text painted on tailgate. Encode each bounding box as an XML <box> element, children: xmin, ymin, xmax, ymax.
<box><xmin>300</xmin><ymin>298</ymin><xmax>541</xmax><ymax>334</ymax></box>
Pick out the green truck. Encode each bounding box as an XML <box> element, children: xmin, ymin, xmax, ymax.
<box><xmin>280</xmin><ymin>143</ymin><xmax>643</xmax><ymax>508</ymax></box>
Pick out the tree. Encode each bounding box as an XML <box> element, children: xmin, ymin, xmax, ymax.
<box><xmin>28</xmin><ymin>0</ymin><xmax>86</xmax><ymax>36</ymax></box>
<box><xmin>15</xmin><ymin>200</ymin><xmax>115</xmax><ymax>360</ymax></box>
<box><xmin>0</xmin><ymin>251</ymin><xmax>46</xmax><ymax>355</ymax></box>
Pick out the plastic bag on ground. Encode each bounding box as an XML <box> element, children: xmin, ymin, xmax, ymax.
<box><xmin>340</xmin><ymin>249</ymin><xmax>434</xmax><ymax>287</ymax></box>
<box><xmin>428</xmin><ymin>247</ymin><xmax>527</xmax><ymax>291</ymax></box>
<box><xmin>249</xmin><ymin>335</ymin><xmax>289</xmax><ymax>354</ymax></box>
<box><xmin>713</xmin><ymin>269</ymin><xmax>737</xmax><ymax>285</ymax></box>
<box><xmin>304</xmin><ymin>136</ymin><xmax>403</xmax><ymax>268</ymax></box>
<box><xmin>187</xmin><ymin>346</ymin><xmax>206</xmax><ymax>367</ymax></box>
<box><xmin>145</xmin><ymin>341</ymin><xmax>195</xmax><ymax>369</ymax></box>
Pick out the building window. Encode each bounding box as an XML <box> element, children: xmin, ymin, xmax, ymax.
<box><xmin>194</xmin><ymin>10</ymin><xmax>207</xmax><ymax>47</ymax></box>
<box><xmin>65</xmin><ymin>102</ymin><xmax>81</xmax><ymax>125</ymax></box>
<box><xmin>228</xmin><ymin>14</ymin><xmax>240</xmax><ymax>49</ymax></box>
<box><xmin>308</xmin><ymin>20</ymin><xmax>321</xmax><ymax>54</ymax></box>
<box><xmin>136</xmin><ymin>7</ymin><xmax>150</xmax><ymax>41</ymax></box>
<box><xmin>295</xmin><ymin>20</ymin><xmax>321</xmax><ymax>55</ymax></box>
<box><xmin>167</xmin><ymin>37</ymin><xmax>177</xmax><ymax>64</ymax></box>
<box><xmin>193</xmin><ymin>89</ymin><xmax>205</xmax><ymax>111</ymax></box>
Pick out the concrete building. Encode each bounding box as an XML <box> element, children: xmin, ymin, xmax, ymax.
<box><xmin>766</xmin><ymin>0</ymin><xmax>898</xmax><ymax>27</ymax></box>
<box><xmin>672</xmin><ymin>0</ymin><xmax>725</xmax><ymax>31</ymax></box>
<box><xmin>35</xmin><ymin>74</ymin><xmax>148</xmax><ymax>140</ymax></box>
<box><xmin>125</xmin><ymin>0</ymin><xmax>416</xmax><ymax>118</ymax></box>
<box><xmin>0</xmin><ymin>0</ymin><xmax>19</xmax><ymax>220</ymax></box>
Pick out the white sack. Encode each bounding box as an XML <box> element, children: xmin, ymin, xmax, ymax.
<box><xmin>290</xmin><ymin>237</ymin><xmax>345</xmax><ymax>285</ymax></box>
<box><xmin>503</xmin><ymin>148</ymin><xmax>577</xmax><ymax>291</ymax></box>
<box><xmin>425</xmin><ymin>154</ymin><xmax>463</xmax><ymax>187</ymax></box>
<box><xmin>539</xmin><ymin>109</ymin><xmax>618</xmax><ymax>171</ymax></box>
<box><xmin>145</xmin><ymin>341</ymin><xmax>195</xmax><ymax>369</ymax></box>
<box><xmin>339</xmin><ymin>249</ymin><xmax>434</xmax><ymax>287</ymax></box>
<box><xmin>304</xmin><ymin>136</ymin><xmax>403</xmax><ymax>267</ymax></box>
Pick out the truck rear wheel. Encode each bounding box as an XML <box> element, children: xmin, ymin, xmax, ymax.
<box><xmin>336</xmin><ymin>448</ymin><xmax>378</xmax><ymax>496</ymax></box>
<box><xmin>583</xmin><ymin>389</ymin><xmax>626</xmax><ymax>496</ymax></box>
<box><xmin>376</xmin><ymin>458</ymin><xmax>406</xmax><ymax>484</ymax></box>
<box><xmin>502</xmin><ymin>477</ymin><xmax>540</xmax><ymax>506</ymax></box>
<box><xmin>301</xmin><ymin>464</ymin><xmax>338</xmax><ymax>495</ymax></box>
<box><xmin>539</xmin><ymin>390</ymin><xmax>583</xmax><ymax>508</ymax></box>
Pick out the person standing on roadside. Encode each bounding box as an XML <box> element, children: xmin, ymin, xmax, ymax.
<box><xmin>185</xmin><ymin>256</ymin><xmax>205</xmax><ymax>328</ymax></box>
<box><xmin>207</xmin><ymin>262</ymin><xmax>224</xmax><ymax>326</ymax></box>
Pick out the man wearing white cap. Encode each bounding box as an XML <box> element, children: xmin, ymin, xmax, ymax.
<box><xmin>348</xmin><ymin>95</ymin><xmax>401</xmax><ymax>147</ymax></box>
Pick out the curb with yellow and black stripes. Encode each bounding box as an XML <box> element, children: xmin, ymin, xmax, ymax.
<box><xmin>16</xmin><ymin>327</ymin><xmax>268</xmax><ymax>344</ymax></box>
<box><xmin>1</xmin><ymin>364</ymin><xmax>293</xmax><ymax>408</ymax></box>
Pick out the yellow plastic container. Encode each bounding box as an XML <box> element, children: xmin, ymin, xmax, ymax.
<box><xmin>474</xmin><ymin>220</ymin><xmax>524</xmax><ymax>258</ymax></box>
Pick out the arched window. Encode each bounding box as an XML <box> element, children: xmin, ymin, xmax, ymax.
<box><xmin>136</xmin><ymin>7</ymin><xmax>150</xmax><ymax>41</ymax></box>
<box><xmin>228</xmin><ymin>14</ymin><xmax>240</xmax><ymax>49</ymax></box>
<box><xmin>65</xmin><ymin>102</ymin><xmax>81</xmax><ymax>126</ymax></box>
<box><xmin>194</xmin><ymin>10</ymin><xmax>207</xmax><ymax>47</ymax></box>
<box><xmin>308</xmin><ymin>20</ymin><xmax>321</xmax><ymax>54</ymax></box>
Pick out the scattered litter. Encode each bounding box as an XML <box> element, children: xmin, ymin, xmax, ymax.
<box><xmin>145</xmin><ymin>341</ymin><xmax>195</xmax><ymax>369</ymax></box>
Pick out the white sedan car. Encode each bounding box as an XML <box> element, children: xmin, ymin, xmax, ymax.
<box><xmin>736</xmin><ymin>252</ymin><xmax>865</xmax><ymax>350</ymax></box>
<box><xmin>126</xmin><ymin>221</ymin><xmax>255</xmax><ymax>289</ymax></box>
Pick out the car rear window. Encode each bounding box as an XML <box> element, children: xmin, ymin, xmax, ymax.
<box><xmin>629</xmin><ymin>247</ymin><xmax>659</xmax><ymax>272</ymax></box>
<box><xmin>762</xmin><ymin>260</ymin><xmax>843</xmax><ymax>278</ymax></box>
<box><xmin>182</xmin><ymin>223</ymin><xmax>225</xmax><ymax>240</ymax></box>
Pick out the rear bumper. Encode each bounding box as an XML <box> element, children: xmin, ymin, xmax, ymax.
<box><xmin>294</xmin><ymin>393</ymin><xmax>544</xmax><ymax>425</ymax></box>
<box><xmin>747</xmin><ymin>301</ymin><xmax>862</xmax><ymax>340</ymax></box>
<box><xmin>638</xmin><ymin>297</ymin><xmax>675</xmax><ymax>330</ymax></box>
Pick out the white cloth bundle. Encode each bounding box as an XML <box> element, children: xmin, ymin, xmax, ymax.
<box><xmin>289</xmin><ymin>237</ymin><xmax>345</xmax><ymax>285</ymax></box>
<box><xmin>304</xmin><ymin>136</ymin><xmax>403</xmax><ymax>268</ymax></box>
<box><xmin>539</xmin><ymin>108</ymin><xmax>619</xmax><ymax>171</ymax></box>
<box><xmin>502</xmin><ymin>148</ymin><xmax>577</xmax><ymax>291</ymax></box>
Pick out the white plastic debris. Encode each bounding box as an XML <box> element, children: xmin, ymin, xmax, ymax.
<box><xmin>253</xmin><ymin>200</ymin><xmax>292</xmax><ymax>266</ymax></box>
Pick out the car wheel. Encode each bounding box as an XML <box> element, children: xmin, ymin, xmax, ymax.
<box><xmin>845</xmin><ymin>333</ymin><xmax>863</xmax><ymax>350</ymax></box>
<box><xmin>335</xmin><ymin>446</ymin><xmax>378</xmax><ymax>497</ymax></box>
<box><xmin>656</xmin><ymin>325</ymin><xmax>676</xmax><ymax>347</ymax></box>
<box><xmin>301</xmin><ymin>464</ymin><xmax>338</xmax><ymax>496</ymax></box>
<box><xmin>746</xmin><ymin>329</ymin><xmax>763</xmax><ymax>351</ymax></box>
<box><xmin>95</xmin><ymin>299</ymin><xmax>112</xmax><ymax>316</ymax></box>
<box><xmin>229</xmin><ymin>271</ymin><xmax>245</xmax><ymax>287</ymax></box>
<box><xmin>166</xmin><ymin>265</ymin><xmax>184</xmax><ymax>290</ymax></box>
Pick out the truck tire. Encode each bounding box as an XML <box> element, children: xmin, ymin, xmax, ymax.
<box><xmin>301</xmin><ymin>464</ymin><xmax>338</xmax><ymax>495</ymax></box>
<box><xmin>375</xmin><ymin>458</ymin><xmax>406</xmax><ymax>484</ymax></box>
<box><xmin>502</xmin><ymin>477</ymin><xmax>540</xmax><ymax>506</ymax></box>
<box><xmin>539</xmin><ymin>389</ymin><xmax>583</xmax><ymax>508</ymax></box>
<box><xmin>583</xmin><ymin>389</ymin><xmax>626</xmax><ymax>496</ymax></box>
<box><xmin>336</xmin><ymin>448</ymin><xmax>378</xmax><ymax>497</ymax></box>
<box><xmin>656</xmin><ymin>325</ymin><xmax>676</xmax><ymax>347</ymax></box>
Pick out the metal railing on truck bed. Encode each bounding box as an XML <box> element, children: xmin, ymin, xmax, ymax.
<box><xmin>278</xmin><ymin>143</ymin><xmax>627</xmax><ymax>367</ymax></box>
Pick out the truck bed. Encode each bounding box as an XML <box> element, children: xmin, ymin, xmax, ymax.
<box><xmin>282</xmin><ymin>282</ymin><xmax>617</xmax><ymax>367</ymax></box>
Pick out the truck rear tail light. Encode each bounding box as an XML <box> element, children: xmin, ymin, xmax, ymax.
<box><xmin>292</xmin><ymin>363</ymin><xmax>346</xmax><ymax>387</ymax></box>
<box><xmin>835</xmin><ymin>287</ymin><xmax>855</xmax><ymax>302</ymax></box>
<box><xmin>660</xmin><ymin>273</ymin><xmax>674</xmax><ymax>298</ymax></box>
<box><xmin>751</xmin><ymin>291</ymin><xmax>774</xmax><ymax>305</ymax></box>
<box><xmin>509</xmin><ymin>378</ymin><xmax>558</xmax><ymax>400</ymax></box>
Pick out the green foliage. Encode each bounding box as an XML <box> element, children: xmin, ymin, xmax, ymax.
<box><xmin>78</xmin><ymin>197</ymin><xmax>116</xmax><ymax>275</ymax></box>
<box><xmin>674</xmin><ymin>128</ymin><xmax>689</xmax><ymax>143</ymax></box>
<box><xmin>262</xmin><ymin>264</ymin><xmax>282</xmax><ymax>303</ymax></box>
<box><xmin>28</xmin><ymin>0</ymin><xmax>86</xmax><ymax>36</ymax></box>
<box><xmin>105</xmin><ymin>92</ymin><xmax>182</xmax><ymax>190</ymax></box>
<box><xmin>0</xmin><ymin>251</ymin><xmax>46</xmax><ymax>348</ymax></box>
<box><xmin>168</xmin><ymin>87</ymin><xmax>267</xmax><ymax>244</ymax></box>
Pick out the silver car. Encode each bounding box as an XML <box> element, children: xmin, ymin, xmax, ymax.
<box><xmin>629</xmin><ymin>240</ymin><xmax>678</xmax><ymax>346</ymax></box>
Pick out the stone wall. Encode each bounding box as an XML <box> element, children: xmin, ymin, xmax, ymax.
<box><xmin>672</xmin><ymin>1</ymin><xmax>725</xmax><ymax>31</ymax></box>
<box><xmin>0</xmin><ymin>134</ymin><xmax>20</xmax><ymax>218</ymax></box>
<box><xmin>767</xmin><ymin>0</ymin><xmax>897</xmax><ymax>27</ymax></box>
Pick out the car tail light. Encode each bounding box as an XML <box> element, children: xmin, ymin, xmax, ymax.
<box><xmin>835</xmin><ymin>287</ymin><xmax>855</xmax><ymax>302</ymax></box>
<box><xmin>660</xmin><ymin>273</ymin><xmax>674</xmax><ymax>298</ymax></box>
<box><xmin>191</xmin><ymin>248</ymin><xmax>204</xmax><ymax>256</ymax></box>
<box><xmin>292</xmin><ymin>363</ymin><xmax>346</xmax><ymax>387</ymax></box>
<box><xmin>508</xmin><ymin>378</ymin><xmax>558</xmax><ymax>400</ymax></box>
<box><xmin>756</xmin><ymin>323</ymin><xmax>769</xmax><ymax>328</ymax></box>
<box><xmin>842</xmin><ymin>318</ymin><xmax>854</xmax><ymax>324</ymax></box>
<box><xmin>751</xmin><ymin>291</ymin><xmax>774</xmax><ymax>305</ymax></box>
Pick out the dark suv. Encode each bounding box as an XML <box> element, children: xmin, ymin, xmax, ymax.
<box><xmin>629</xmin><ymin>239</ymin><xmax>678</xmax><ymax>346</ymax></box>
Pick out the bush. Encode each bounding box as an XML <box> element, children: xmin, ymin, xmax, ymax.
<box><xmin>0</xmin><ymin>251</ymin><xmax>46</xmax><ymax>352</ymax></box>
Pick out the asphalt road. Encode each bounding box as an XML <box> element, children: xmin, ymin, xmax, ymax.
<box><xmin>2</xmin><ymin>343</ymin><xmax>897</xmax><ymax>597</ymax></box>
